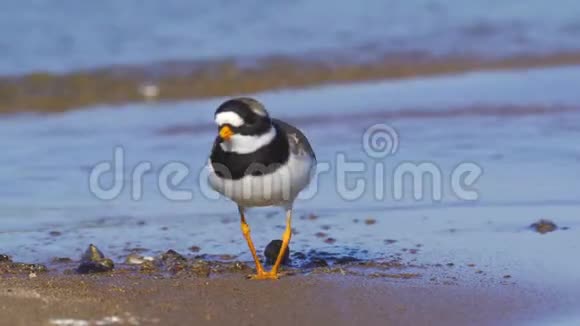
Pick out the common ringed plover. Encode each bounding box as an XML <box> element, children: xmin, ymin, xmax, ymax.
<box><xmin>208</xmin><ymin>97</ymin><xmax>316</xmax><ymax>280</ymax></box>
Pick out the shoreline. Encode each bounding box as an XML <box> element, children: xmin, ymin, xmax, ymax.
<box><xmin>3</xmin><ymin>51</ymin><xmax>580</xmax><ymax>114</ymax></box>
<box><xmin>1</xmin><ymin>238</ymin><xmax>577</xmax><ymax>326</ymax></box>
<box><xmin>0</xmin><ymin>271</ymin><xmax>575</xmax><ymax>326</ymax></box>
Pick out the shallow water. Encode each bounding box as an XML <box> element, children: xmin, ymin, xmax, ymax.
<box><xmin>1</xmin><ymin>64</ymin><xmax>579</xmax><ymax>294</ymax></box>
<box><xmin>2</xmin><ymin>0</ymin><xmax>580</xmax><ymax>74</ymax></box>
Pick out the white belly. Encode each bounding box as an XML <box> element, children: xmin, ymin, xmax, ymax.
<box><xmin>208</xmin><ymin>153</ymin><xmax>315</xmax><ymax>208</ymax></box>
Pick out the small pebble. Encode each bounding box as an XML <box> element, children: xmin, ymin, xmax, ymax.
<box><xmin>307</xmin><ymin>214</ymin><xmax>318</xmax><ymax>220</ymax></box>
<box><xmin>364</xmin><ymin>218</ymin><xmax>377</xmax><ymax>225</ymax></box>
<box><xmin>315</xmin><ymin>232</ymin><xmax>327</xmax><ymax>238</ymax></box>
<box><xmin>125</xmin><ymin>253</ymin><xmax>154</xmax><ymax>265</ymax></box>
<box><xmin>161</xmin><ymin>249</ymin><xmax>186</xmax><ymax>262</ymax></box>
<box><xmin>138</xmin><ymin>83</ymin><xmax>160</xmax><ymax>99</ymax></box>
<box><xmin>76</xmin><ymin>244</ymin><xmax>114</xmax><ymax>274</ymax></box>
<box><xmin>530</xmin><ymin>219</ymin><xmax>557</xmax><ymax>234</ymax></box>
<box><xmin>189</xmin><ymin>246</ymin><xmax>201</xmax><ymax>253</ymax></box>
<box><xmin>160</xmin><ymin>250</ymin><xmax>187</xmax><ymax>273</ymax></box>
<box><xmin>324</xmin><ymin>237</ymin><xmax>337</xmax><ymax>244</ymax></box>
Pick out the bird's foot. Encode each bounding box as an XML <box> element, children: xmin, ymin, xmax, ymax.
<box><xmin>247</xmin><ymin>270</ymin><xmax>281</xmax><ymax>280</ymax></box>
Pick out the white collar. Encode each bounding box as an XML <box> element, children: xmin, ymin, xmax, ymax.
<box><xmin>219</xmin><ymin>126</ymin><xmax>276</xmax><ymax>154</ymax></box>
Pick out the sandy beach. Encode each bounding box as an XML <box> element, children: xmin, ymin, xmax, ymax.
<box><xmin>1</xmin><ymin>271</ymin><xmax>574</xmax><ymax>326</ymax></box>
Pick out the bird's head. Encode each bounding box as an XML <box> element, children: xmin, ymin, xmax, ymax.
<box><xmin>214</xmin><ymin>97</ymin><xmax>276</xmax><ymax>154</ymax></box>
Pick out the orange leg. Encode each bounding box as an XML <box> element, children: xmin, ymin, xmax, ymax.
<box><xmin>238</xmin><ymin>206</ymin><xmax>266</xmax><ymax>277</ymax></box>
<box><xmin>251</xmin><ymin>208</ymin><xmax>292</xmax><ymax>280</ymax></box>
<box><xmin>269</xmin><ymin>208</ymin><xmax>292</xmax><ymax>277</ymax></box>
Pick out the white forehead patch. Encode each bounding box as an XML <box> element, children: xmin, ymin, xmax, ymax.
<box><xmin>215</xmin><ymin>112</ymin><xmax>244</xmax><ymax>127</ymax></box>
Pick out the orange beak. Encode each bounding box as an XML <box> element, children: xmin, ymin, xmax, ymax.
<box><xmin>219</xmin><ymin>125</ymin><xmax>234</xmax><ymax>141</ymax></box>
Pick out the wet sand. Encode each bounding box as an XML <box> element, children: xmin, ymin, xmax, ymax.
<box><xmin>3</xmin><ymin>51</ymin><xmax>580</xmax><ymax>114</ymax></box>
<box><xmin>0</xmin><ymin>272</ymin><xmax>570</xmax><ymax>326</ymax></box>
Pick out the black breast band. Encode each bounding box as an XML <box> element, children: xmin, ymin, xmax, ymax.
<box><xmin>210</xmin><ymin>125</ymin><xmax>290</xmax><ymax>180</ymax></box>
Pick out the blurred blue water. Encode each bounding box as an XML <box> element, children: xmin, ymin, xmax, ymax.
<box><xmin>1</xmin><ymin>0</ymin><xmax>580</xmax><ymax>74</ymax></box>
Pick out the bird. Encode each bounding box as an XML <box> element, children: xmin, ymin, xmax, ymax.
<box><xmin>207</xmin><ymin>97</ymin><xmax>316</xmax><ymax>280</ymax></box>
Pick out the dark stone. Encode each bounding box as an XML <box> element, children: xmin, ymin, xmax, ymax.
<box><xmin>264</xmin><ymin>240</ymin><xmax>290</xmax><ymax>266</ymax></box>
<box><xmin>81</xmin><ymin>244</ymin><xmax>106</xmax><ymax>262</ymax></box>
<box><xmin>76</xmin><ymin>244</ymin><xmax>114</xmax><ymax>274</ymax></box>
<box><xmin>48</xmin><ymin>231</ymin><xmax>62</xmax><ymax>237</ymax></box>
<box><xmin>161</xmin><ymin>250</ymin><xmax>187</xmax><ymax>274</ymax></box>
<box><xmin>530</xmin><ymin>219</ymin><xmax>558</xmax><ymax>234</ymax></box>
<box><xmin>0</xmin><ymin>254</ymin><xmax>12</xmax><ymax>263</ymax></box>
<box><xmin>77</xmin><ymin>260</ymin><xmax>114</xmax><ymax>274</ymax></box>
<box><xmin>324</xmin><ymin>237</ymin><xmax>336</xmax><ymax>244</ymax></box>
<box><xmin>307</xmin><ymin>214</ymin><xmax>318</xmax><ymax>220</ymax></box>
<box><xmin>161</xmin><ymin>249</ymin><xmax>187</xmax><ymax>263</ymax></box>
<box><xmin>364</xmin><ymin>218</ymin><xmax>377</xmax><ymax>225</ymax></box>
